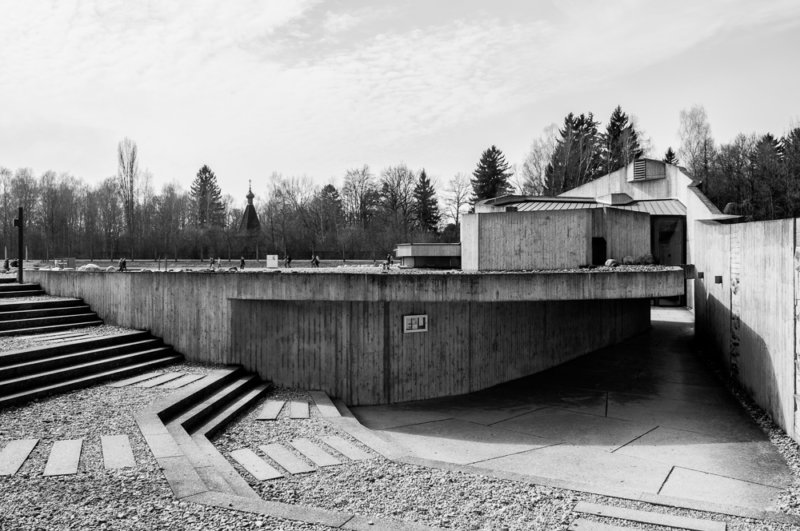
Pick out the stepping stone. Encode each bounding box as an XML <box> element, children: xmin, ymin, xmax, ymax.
<box><xmin>321</xmin><ymin>435</ymin><xmax>372</xmax><ymax>461</ymax></box>
<box><xmin>259</xmin><ymin>444</ymin><xmax>314</xmax><ymax>475</ymax></box>
<box><xmin>573</xmin><ymin>502</ymin><xmax>725</xmax><ymax>531</ymax></box>
<box><xmin>159</xmin><ymin>373</ymin><xmax>205</xmax><ymax>390</ymax></box>
<box><xmin>101</xmin><ymin>435</ymin><xmax>135</xmax><ymax>469</ymax></box>
<box><xmin>135</xmin><ymin>372</ymin><xmax>184</xmax><ymax>388</ymax></box>
<box><xmin>291</xmin><ymin>438</ymin><xmax>341</xmax><ymax>467</ymax></box>
<box><xmin>569</xmin><ymin>519</ymin><xmax>637</xmax><ymax>531</ymax></box>
<box><xmin>0</xmin><ymin>439</ymin><xmax>38</xmax><ymax>476</ymax></box>
<box><xmin>289</xmin><ymin>400</ymin><xmax>309</xmax><ymax>419</ymax></box>
<box><xmin>257</xmin><ymin>400</ymin><xmax>286</xmax><ymax>421</ymax></box>
<box><xmin>309</xmin><ymin>391</ymin><xmax>341</xmax><ymax>417</ymax></box>
<box><xmin>108</xmin><ymin>371</ymin><xmax>163</xmax><ymax>388</ymax></box>
<box><xmin>43</xmin><ymin>439</ymin><xmax>83</xmax><ymax>476</ymax></box>
<box><xmin>230</xmin><ymin>449</ymin><xmax>283</xmax><ymax>481</ymax></box>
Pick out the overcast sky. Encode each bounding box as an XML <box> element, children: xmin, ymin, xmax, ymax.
<box><xmin>1</xmin><ymin>0</ymin><xmax>799</xmax><ymax>197</ymax></box>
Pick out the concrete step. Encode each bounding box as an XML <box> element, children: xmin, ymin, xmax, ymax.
<box><xmin>0</xmin><ymin>283</ymin><xmax>40</xmax><ymax>293</ymax></box>
<box><xmin>0</xmin><ymin>305</ymin><xmax>91</xmax><ymax>321</ymax></box>
<box><xmin>0</xmin><ymin>299</ymin><xmax>83</xmax><ymax>312</ymax></box>
<box><xmin>0</xmin><ymin>330</ymin><xmax>152</xmax><ymax>366</ymax></box>
<box><xmin>157</xmin><ymin>368</ymin><xmax>245</xmax><ymax>423</ymax></box>
<box><xmin>193</xmin><ymin>382</ymin><xmax>270</xmax><ymax>438</ymax></box>
<box><xmin>174</xmin><ymin>375</ymin><xmax>258</xmax><ymax>433</ymax></box>
<box><xmin>0</xmin><ymin>339</ymin><xmax>163</xmax><ymax>380</ymax></box>
<box><xmin>0</xmin><ymin>354</ymin><xmax>182</xmax><ymax>408</ymax></box>
<box><xmin>0</xmin><ymin>319</ymin><xmax>104</xmax><ymax>337</ymax></box>
<box><xmin>0</xmin><ymin>347</ymin><xmax>174</xmax><ymax>395</ymax></box>
<box><xmin>0</xmin><ymin>312</ymin><xmax>99</xmax><ymax>331</ymax></box>
<box><xmin>0</xmin><ymin>278</ymin><xmax>17</xmax><ymax>284</ymax></box>
<box><xmin>0</xmin><ymin>290</ymin><xmax>46</xmax><ymax>299</ymax></box>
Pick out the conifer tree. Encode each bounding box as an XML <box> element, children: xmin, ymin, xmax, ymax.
<box><xmin>413</xmin><ymin>169</ymin><xmax>441</xmax><ymax>233</ymax></box>
<box><xmin>470</xmin><ymin>145</ymin><xmax>513</xmax><ymax>202</ymax></box>
<box><xmin>602</xmin><ymin>106</ymin><xmax>642</xmax><ymax>174</ymax></box>
<box><xmin>544</xmin><ymin>113</ymin><xmax>602</xmax><ymax>195</ymax></box>
<box><xmin>663</xmin><ymin>147</ymin><xmax>679</xmax><ymax>165</ymax></box>
<box><xmin>190</xmin><ymin>165</ymin><xmax>224</xmax><ymax>227</ymax></box>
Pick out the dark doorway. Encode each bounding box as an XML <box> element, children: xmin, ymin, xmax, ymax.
<box><xmin>592</xmin><ymin>237</ymin><xmax>607</xmax><ymax>265</ymax></box>
<box><xmin>651</xmin><ymin>216</ymin><xmax>686</xmax><ymax>305</ymax></box>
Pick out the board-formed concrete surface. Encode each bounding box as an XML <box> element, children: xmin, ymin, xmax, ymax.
<box><xmin>351</xmin><ymin>308</ymin><xmax>793</xmax><ymax>513</ymax></box>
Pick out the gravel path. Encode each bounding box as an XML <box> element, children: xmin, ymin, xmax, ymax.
<box><xmin>0</xmin><ymin>324</ymin><xmax>140</xmax><ymax>352</ymax></box>
<box><xmin>213</xmin><ymin>388</ymin><xmax>790</xmax><ymax>531</ymax></box>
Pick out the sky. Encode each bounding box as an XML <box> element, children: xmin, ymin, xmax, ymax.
<box><xmin>1</xmin><ymin>0</ymin><xmax>800</xmax><ymax>198</ymax></box>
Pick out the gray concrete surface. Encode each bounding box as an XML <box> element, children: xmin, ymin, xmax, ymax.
<box><xmin>351</xmin><ymin>308</ymin><xmax>792</xmax><ymax>512</ymax></box>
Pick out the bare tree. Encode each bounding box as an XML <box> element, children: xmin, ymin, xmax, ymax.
<box><xmin>678</xmin><ymin>105</ymin><xmax>715</xmax><ymax>180</ymax></box>
<box><xmin>117</xmin><ymin>138</ymin><xmax>139</xmax><ymax>256</ymax></box>
<box><xmin>444</xmin><ymin>172</ymin><xmax>471</xmax><ymax>226</ymax></box>
<box><xmin>341</xmin><ymin>165</ymin><xmax>379</xmax><ymax>229</ymax></box>
<box><xmin>520</xmin><ymin>124</ymin><xmax>558</xmax><ymax>195</ymax></box>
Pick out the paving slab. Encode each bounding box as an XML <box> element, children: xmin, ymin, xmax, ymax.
<box><xmin>387</xmin><ymin>418</ymin><xmax>553</xmax><ymax>465</ymax></box>
<box><xmin>473</xmin><ymin>444</ymin><xmax>673</xmax><ymax>495</ymax></box>
<box><xmin>289</xmin><ymin>400</ymin><xmax>310</xmax><ymax>419</ymax></box>
<box><xmin>493</xmin><ymin>407</ymin><xmax>658</xmax><ymax>452</ymax></box>
<box><xmin>658</xmin><ymin>466</ymin><xmax>781</xmax><ymax>511</ymax></box>
<box><xmin>260</xmin><ymin>443</ymin><xmax>314</xmax><ymax>474</ymax></box>
<box><xmin>615</xmin><ymin>426</ymin><xmax>792</xmax><ymax>488</ymax></box>
<box><xmin>574</xmin><ymin>501</ymin><xmax>725</xmax><ymax>531</ymax></box>
<box><xmin>350</xmin><ymin>405</ymin><xmax>453</xmax><ymax>430</ymax></box>
<box><xmin>309</xmin><ymin>391</ymin><xmax>341</xmax><ymax>417</ymax></box>
<box><xmin>101</xmin><ymin>434</ymin><xmax>136</xmax><ymax>469</ymax></box>
<box><xmin>0</xmin><ymin>439</ymin><xmax>38</xmax><ymax>476</ymax></box>
<box><xmin>229</xmin><ymin>449</ymin><xmax>283</xmax><ymax>481</ymax></box>
<box><xmin>257</xmin><ymin>400</ymin><xmax>286</xmax><ymax>420</ymax></box>
<box><xmin>291</xmin><ymin>438</ymin><xmax>341</xmax><ymax>467</ymax></box>
<box><xmin>321</xmin><ymin>435</ymin><xmax>373</xmax><ymax>461</ymax></box>
<box><xmin>43</xmin><ymin>439</ymin><xmax>83</xmax><ymax>476</ymax></box>
<box><xmin>160</xmin><ymin>373</ymin><xmax>206</xmax><ymax>390</ymax></box>
<box><xmin>568</xmin><ymin>519</ymin><xmax>638</xmax><ymax>531</ymax></box>
<box><xmin>135</xmin><ymin>372</ymin><xmax>185</xmax><ymax>388</ymax></box>
<box><xmin>107</xmin><ymin>370</ymin><xmax>163</xmax><ymax>387</ymax></box>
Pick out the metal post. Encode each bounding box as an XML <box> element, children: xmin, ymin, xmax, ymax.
<box><xmin>13</xmin><ymin>207</ymin><xmax>23</xmax><ymax>284</ymax></box>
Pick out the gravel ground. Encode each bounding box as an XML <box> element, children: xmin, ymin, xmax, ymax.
<box><xmin>0</xmin><ymin>294</ymin><xmax>71</xmax><ymax>304</ymax></box>
<box><xmin>0</xmin><ymin>364</ymin><xmax>331</xmax><ymax>530</ymax></box>
<box><xmin>0</xmin><ymin>324</ymin><xmax>139</xmax><ymax>352</ymax></box>
<box><xmin>214</xmin><ymin>387</ymin><xmax>794</xmax><ymax>531</ymax></box>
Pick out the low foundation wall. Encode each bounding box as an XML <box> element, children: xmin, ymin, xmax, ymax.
<box><xmin>27</xmin><ymin>269</ymin><xmax>682</xmax><ymax>405</ymax></box>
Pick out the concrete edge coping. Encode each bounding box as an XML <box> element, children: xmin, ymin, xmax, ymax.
<box><xmin>327</xmin><ymin>402</ymin><xmax>800</xmax><ymax>527</ymax></box>
<box><xmin>135</xmin><ymin>378</ymin><xmax>441</xmax><ymax>530</ymax></box>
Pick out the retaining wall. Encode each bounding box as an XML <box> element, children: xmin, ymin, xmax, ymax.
<box><xmin>27</xmin><ymin>269</ymin><xmax>683</xmax><ymax>405</ymax></box>
<box><xmin>694</xmin><ymin>218</ymin><xmax>798</xmax><ymax>441</ymax></box>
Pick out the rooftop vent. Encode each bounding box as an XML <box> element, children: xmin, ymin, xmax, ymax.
<box><xmin>633</xmin><ymin>160</ymin><xmax>667</xmax><ymax>181</ymax></box>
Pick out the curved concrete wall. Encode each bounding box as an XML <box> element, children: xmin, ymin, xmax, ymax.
<box><xmin>27</xmin><ymin>269</ymin><xmax>682</xmax><ymax>405</ymax></box>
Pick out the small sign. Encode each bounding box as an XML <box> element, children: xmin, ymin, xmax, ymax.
<box><xmin>266</xmin><ymin>255</ymin><xmax>278</xmax><ymax>268</ymax></box>
<box><xmin>403</xmin><ymin>314</ymin><xmax>428</xmax><ymax>333</ymax></box>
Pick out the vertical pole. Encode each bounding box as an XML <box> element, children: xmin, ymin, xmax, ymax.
<box><xmin>16</xmin><ymin>207</ymin><xmax>23</xmax><ymax>284</ymax></box>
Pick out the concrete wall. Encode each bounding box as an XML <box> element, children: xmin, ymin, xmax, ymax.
<box><xmin>694</xmin><ymin>218</ymin><xmax>797</xmax><ymax>441</ymax></box>
<box><xmin>27</xmin><ymin>269</ymin><xmax>683</xmax><ymax>405</ymax></box>
<box><xmin>231</xmin><ymin>298</ymin><xmax>651</xmax><ymax>404</ymax></box>
<box><xmin>460</xmin><ymin>215</ymin><xmax>480</xmax><ymax>271</ymax></box>
<box><xmin>594</xmin><ymin>208</ymin><xmax>651</xmax><ymax>261</ymax></box>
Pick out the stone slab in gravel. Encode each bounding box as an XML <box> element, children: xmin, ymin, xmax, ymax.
<box><xmin>107</xmin><ymin>370</ymin><xmax>163</xmax><ymax>387</ymax></box>
<box><xmin>230</xmin><ymin>448</ymin><xmax>284</xmax><ymax>481</ymax></box>
<box><xmin>257</xmin><ymin>399</ymin><xmax>286</xmax><ymax>420</ymax></box>
<box><xmin>291</xmin><ymin>438</ymin><xmax>341</xmax><ymax>467</ymax></box>
<box><xmin>43</xmin><ymin>438</ymin><xmax>82</xmax><ymax>476</ymax></box>
<box><xmin>321</xmin><ymin>435</ymin><xmax>373</xmax><ymax>461</ymax></box>
<box><xmin>135</xmin><ymin>371</ymin><xmax>185</xmax><ymax>388</ymax></box>
<box><xmin>290</xmin><ymin>400</ymin><xmax>310</xmax><ymax>419</ymax></box>
<box><xmin>574</xmin><ymin>501</ymin><xmax>725</xmax><ymax>531</ymax></box>
<box><xmin>160</xmin><ymin>372</ymin><xmax>206</xmax><ymax>389</ymax></box>
<box><xmin>0</xmin><ymin>438</ymin><xmax>38</xmax><ymax>475</ymax></box>
<box><xmin>101</xmin><ymin>434</ymin><xmax>135</xmax><ymax>469</ymax></box>
<box><xmin>310</xmin><ymin>390</ymin><xmax>341</xmax><ymax>417</ymax></box>
<box><xmin>260</xmin><ymin>443</ymin><xmax>315</xmax><ymax>475</ymax></box>
<box><xmin>568</xmin><ymin>519</ymin><xmax>631</xmax><ymax>531</ymax></box>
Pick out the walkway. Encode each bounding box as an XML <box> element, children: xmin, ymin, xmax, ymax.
<box><xmin>351</xmin><ymin>308</ymin><xmax>792</xmax><ymax>514</ymax></box>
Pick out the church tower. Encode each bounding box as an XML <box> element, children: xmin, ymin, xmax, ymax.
<box><xmin>238</xmin><ymin>181</ymin><xmax>261</xmax><ymax>257</ymax></box>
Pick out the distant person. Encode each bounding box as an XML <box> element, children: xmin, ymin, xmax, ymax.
<box><xmin>118</xmin><ymin>257</ymin><xmax>127</xmax><ymax>272</ymax></box>
<box><xmin>284</xmin><ymin>254</ymin><xmax>292</xmax><ymax>268</ymax></box>
<box><xmin>386</xmin><ymin>253</ymin><xmax>393</xmax><ymax>266</ymax></box>
<box><xmin>311</xmin><ymin>255</ymin><xmax>320</xmax><ymax>268</ymax></box>
<box><xmin>240</xmin><ymin>256</ymin><xmax>245</xmax><ymax>269</ymax></box>
<box><xmin>3</xmin><ymin>259</ymin><xmax>8</xmax><ymax>272</ymax></box>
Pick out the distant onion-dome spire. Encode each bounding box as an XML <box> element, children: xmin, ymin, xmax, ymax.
<box><xmin>238</xmin><ymin>180</ymin><xmax>261</xmax><ymax>233</ymax></box>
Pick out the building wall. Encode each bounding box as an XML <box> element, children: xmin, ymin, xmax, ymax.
<box><xmin>694</xmin><ymin>218</ymin><xmax>797</xmax><ymax>441</ymax></box>
<box><xmin>27</xmin><ymin>269</ymin><xmax>682</xmax><ymax>405</ymax></box>
<box><xmin>460</xmin><ymin>214</ymin><xmax>480</xmax><ymax>270</ymax></box>
<box><xmin>596</xmin><ymin>208</ymin><xmax>651</xmax><ymax>261</ymax></box>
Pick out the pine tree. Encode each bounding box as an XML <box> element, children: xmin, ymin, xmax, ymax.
<box><xmin>190</xmin><ymin>165</ymin><xmax>224</xmax><ymax>227</ymax></box>
<box><xmin>663</xmin><ymin>147</ymin><xmax>679</xmax><ymax>165</ymax></box>
<box><xmin>602</xmin><ymin>106</ymin><xmax>642</xmax><ymax>174</ymax></box>
<box><xmin>470</xmin><ymin>145</ymin><xmax>513</xmax><ymax>202</ymax></box>
<box><xmin>413</xmin><ymin>169</ymin><xmax>441</xmax><ymax>233</ymax></box>
<box><xmin>544</xmin><ymin>113</ymin><xmax>602</xmax><ymax>195</ymax></box>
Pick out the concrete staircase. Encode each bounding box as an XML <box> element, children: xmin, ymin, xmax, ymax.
<box><xmin>0</xmin><ymin>277</ymin><xmax>46</xmax><ymax>299</ymax></box>
<box><xmin>137</xmin><ymin>367</ymin><xmax>271</xmax><ymax>499</ymax></box>
<box><xmin>0</xmin><ymin>298</ymin><xmax>104</xmax><ymax>336</ymax></box>
<box><xmin>0</xmin><ymin>331</ymin><xmax>182</xmax><ymax>408</ymax></box>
